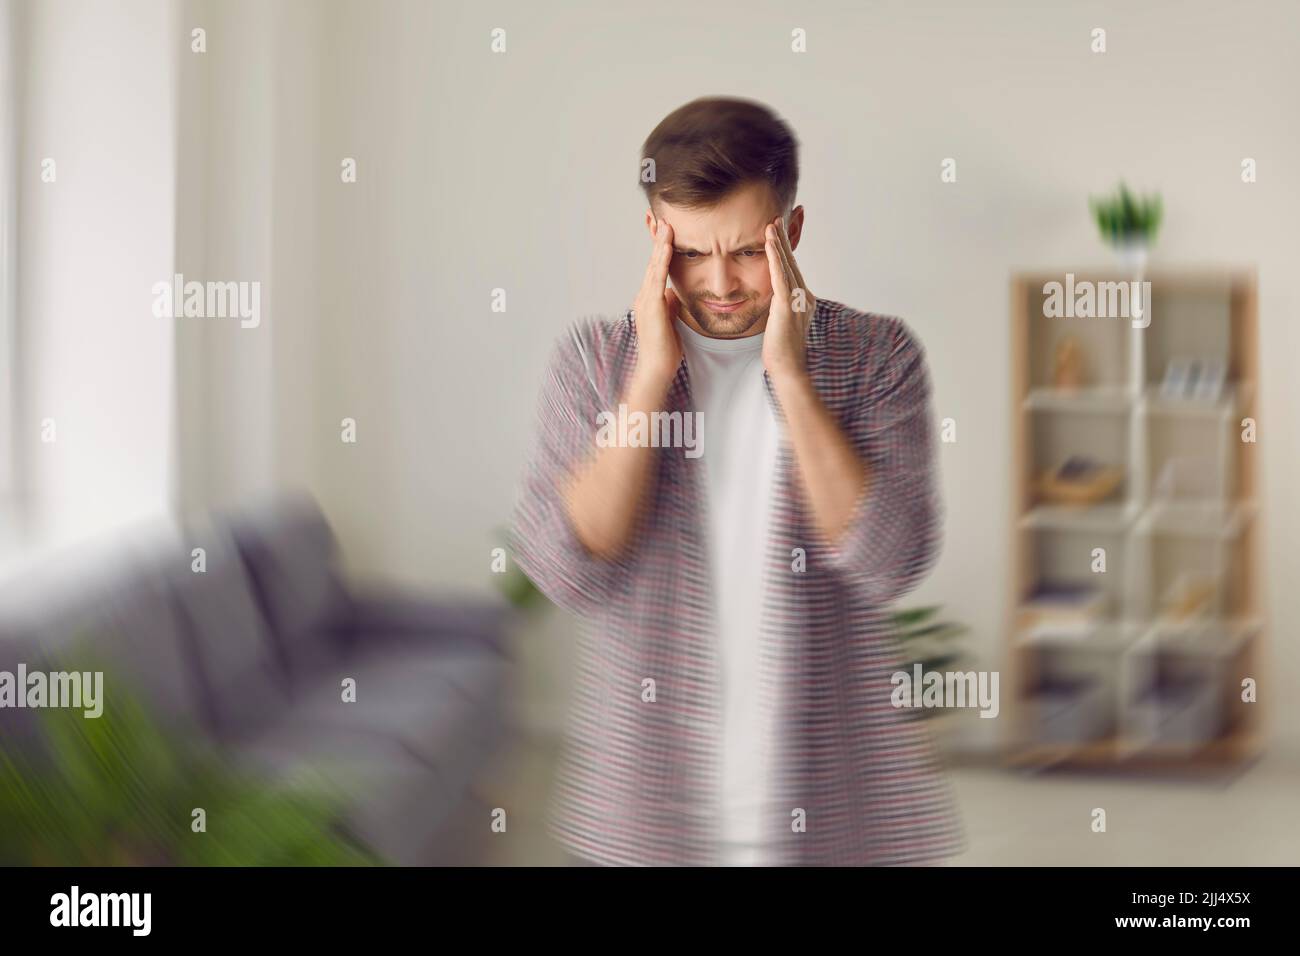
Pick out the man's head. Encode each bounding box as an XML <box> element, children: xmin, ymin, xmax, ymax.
<box><xmin>640</xmin><ymin>97</ymin><xmax>804</xmax><ymax>338</ymax></box>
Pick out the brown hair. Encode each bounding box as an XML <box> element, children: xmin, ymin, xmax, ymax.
<box><xmin>639</xmin><ymin>97</ymin><xmax>799</xmax><ymax>216</ymax></box>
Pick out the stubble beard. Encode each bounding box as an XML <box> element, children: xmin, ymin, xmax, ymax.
<box><xmin>684</xmin><ymin>297</ymin><xmax>769</xmax><ymax>338</ymax></box>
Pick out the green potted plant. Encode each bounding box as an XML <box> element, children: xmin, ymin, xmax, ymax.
<box><xmin>493</xmin><ymin>527</ymin><xmax>550</xmax><ymax>612</ymax></box>
<box><xmin>1089</xmin><ymin>182</ymin><xmax>1163</xmax><ymax>273</ymax></box>
<box><xmin>889</xmin><ymin>604</ymin><xmax>971</xmax><ymax>720</ymax></box>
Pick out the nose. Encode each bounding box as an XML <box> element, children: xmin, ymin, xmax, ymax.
<box><xmin>705</xmin><ymin>256</ymin><xmax>744</xmax><ymax>301</ymax></box>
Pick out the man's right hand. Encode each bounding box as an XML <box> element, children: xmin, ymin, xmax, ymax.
<box><xmin>632</xmin><ymin>216</ymin><xmax>684</xmax><ymax>388</ymax></box>
<box><xmin>561</xmin><ymin>216</ymin><xmax>683</xmax><ymax>561</ymax></box>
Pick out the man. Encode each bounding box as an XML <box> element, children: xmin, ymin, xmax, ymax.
<box><xmin>511</xmin><ymin>96</ymin><xmax>964</xmax><ymax>866</ymax></box>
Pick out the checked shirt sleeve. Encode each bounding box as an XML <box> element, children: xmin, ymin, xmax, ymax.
<box><xmin>820</xmin><ymin>318</ymin><xmax>943</xmax><ymax>607</ymax></box>
<box><xmin>509</xmin><ymin>322</ymin><xmax>628</xmax><ymax>619</ymax></box>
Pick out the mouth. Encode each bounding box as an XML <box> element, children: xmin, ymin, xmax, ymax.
<box><xmin>701</xmin><ymin>299</ymin><xmax>747</xmax><ymax>313</ymax></box>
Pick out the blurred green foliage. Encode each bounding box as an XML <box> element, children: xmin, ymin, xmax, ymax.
<box><xmin>0</xmin><ymin>652</ymin><xmax>382</xmax><ymax>866</ymax></box>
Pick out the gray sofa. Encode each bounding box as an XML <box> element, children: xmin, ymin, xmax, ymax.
<box><xmin>0</xmin><ymin>492</ymin><xmax>513</xmax><ymax>865</ymax></box>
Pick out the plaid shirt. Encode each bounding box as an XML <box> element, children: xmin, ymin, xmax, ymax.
<box><xmin>511</xmin><ymin>297</ymin><xmax>966</xmax><ymax>866</ymax></box>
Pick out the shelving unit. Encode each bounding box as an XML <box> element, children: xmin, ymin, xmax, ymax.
<box><xmin>1006</xmin><ymin>269</ymin><xmax>1265</xmax><ymax>770</ymax></box>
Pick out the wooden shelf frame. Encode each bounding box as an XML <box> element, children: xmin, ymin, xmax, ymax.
<box><xmin>1006</xmin><ymin>268</ymin><xmax>1266</xmax><ymax>769</ymax></box>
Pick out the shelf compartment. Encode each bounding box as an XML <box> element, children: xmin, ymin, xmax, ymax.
<box><xmin>1141</xmin><ymin>383</ymin><xmax>1252</xmax><ymax>419</ymax></box>
<box><xmin>1141</xmin><ymin>282</ymin><xmax>1232</xmax><ymax>391</ymax></box>
<box><xmin>1136</xmin><ymin>499</ymin><xmax>1255</xmax><ymax>539</ymax></box>
<box><xmin>1015</xmin><ymin>618</ymin><xmax>1145</xmax><ymax>651</ymax></box>
<box><xmin>1026</xmin><ymin>279</ymin><xmax>1134</xmax><ymax>392</ymax></box>
<box><xmin>1024</xmin><ymin>385</ymin><xmax>1134</xmax><ymax>414</ymax></box>
<box><xmin>1019</xmin><ymin>501</ymin><xmax>1140</xmax><ymax>533</ymax></box>
<box><xmin>1117</xmin><ymin>630</ymin><xmax>1252</xmax><ymax>757</ymax></box>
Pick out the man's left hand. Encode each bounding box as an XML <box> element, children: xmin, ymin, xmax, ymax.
<box><xmin>762</xmin><ymin>216</ymin><xmax>817</xmax><ymax>382</ymax></box>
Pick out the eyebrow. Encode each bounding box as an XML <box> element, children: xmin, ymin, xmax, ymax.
<box><xmin>673</xmin><ymin>238</ymin><xmax>767</xmax><ymax>255</ymax></box>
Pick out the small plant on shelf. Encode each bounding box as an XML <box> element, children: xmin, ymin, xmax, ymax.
<box><xmin>1090</xmin><ymin>182</ymin><xmax>1163</xmax><ymax>244</ymax></box>
<box><xmin>1089</xmin><ymin>182</ymin><xmax>1162</xmax><ymax>271</ymax></box>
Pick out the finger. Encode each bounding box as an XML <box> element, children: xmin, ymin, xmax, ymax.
<box><xmin>777</xmin><ymin>219</ymin><xmax>815</xmax><ymax>322</ymax></box>
<box><xmin>776</xmin><ymin>217</ymin><xmax>807</xmax><ymax>295</ymax></box>
<box><xmin>647</xmin><ymin>219</ymin><xmax>674</xmax><ymax>292</ymax></box>
<box><xmin>768</xmin><ymin>218</ymin><xmax>797</xmax><ymax>290</ymax></box>
<box><xmin>767</xmin><ymin>222</ymin><xmax>796</xmax><ymax>302</ymax></box>
<box><xmin>640</xmin><ymin>217</ymin><xmax>672</xmax><ymax>294</ymax></box>
<box><xmin>765</xmin><ymin>224</ymin><xmax>791</xmax><ymax>303</ymax></box>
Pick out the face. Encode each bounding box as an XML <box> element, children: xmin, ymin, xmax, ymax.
<box><xmin>646</xmin><ymin>182</ymin><xmax>804</xmax><ymax>338</ymax></box>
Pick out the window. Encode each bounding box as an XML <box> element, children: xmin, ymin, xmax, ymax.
<box><xmin>0</xmin><ymin>0</ymin><xmax>19</xmax><ymax>559</ymax></box>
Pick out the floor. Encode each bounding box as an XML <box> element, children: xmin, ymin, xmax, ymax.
<box><xmin>451</xmin><ymin>726</ymin><xmax>1300</xmax><ymax>866</ymax></box>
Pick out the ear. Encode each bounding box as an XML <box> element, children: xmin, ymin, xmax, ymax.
<box><xmin>786</xmin><ymin>205</ymin><xmax>806</xmax><ymax>251</ymax></box>
<box><xmin>645</xmin><ymin>207</ymin><xmax>657</xmax><ymax>238</ymax></box>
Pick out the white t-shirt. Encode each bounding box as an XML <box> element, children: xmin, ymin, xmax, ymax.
<box><xmin>675</xmin><ymin>316</ymin><xmax>781</xmax><ymax>866</ymax></box>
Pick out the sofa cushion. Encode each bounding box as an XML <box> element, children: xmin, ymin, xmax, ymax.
<box><xmin>221</xmin><ymin>493</ymin><xmax>353</xmax><ymax>682</ymax></box>
<box><xmin>265</xmin><ymin>639</ymin><xmax>509</xmax><ymax>773</ymax></box>
<box><xmin>237</xmin><ymin>644</ymin><xmax>511</xmax><ymax>864</ymax></box>
<box><xmin>167</xmin><ymin>521</ymin><xmax>289</xmax><ymax>739</ymax></box>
